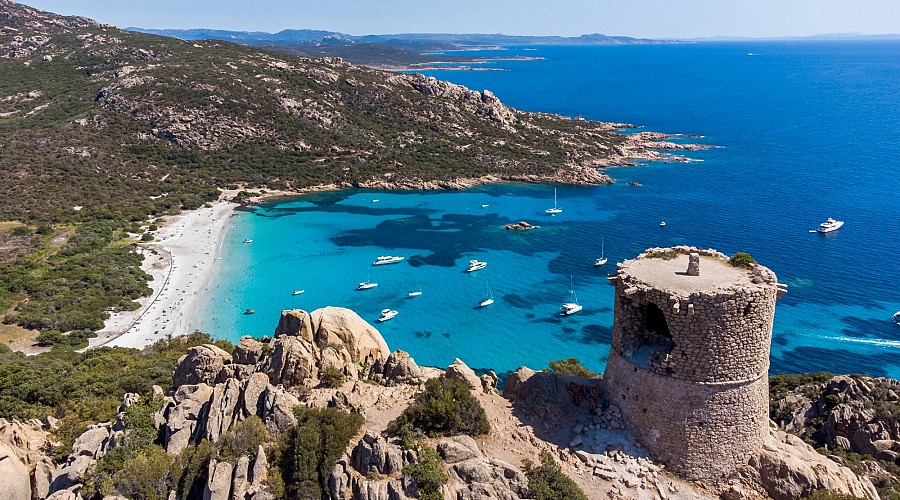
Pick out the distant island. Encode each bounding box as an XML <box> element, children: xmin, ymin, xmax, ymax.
<box><xmin>126</xmin><ymin>28</ymin><xmax>686</xmax><ymax>69</ymax></box>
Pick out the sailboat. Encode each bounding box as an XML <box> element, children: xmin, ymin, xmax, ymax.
<box><xmin>594</xmin><ymin>237</ymin><xmax>608</xmax><ymax>266</ymax></box>
<box><xmin>545</xmin><ymin>188</ymin><xmax>563</xmax><ymax>215</ymax></box>
<box><xmin>408</xmin><ymin>279</ymin><xmax>423</xmax><ymax>298</ymax></box>
<box><xmin>479</xmin><ymin>281</ymin><xmax>494</xmax><ymax>307</ymax></box>
<box><xmin>560</xmin><ymin>276</ymin><xmax>583</xmax><ymax>316</ymax></box>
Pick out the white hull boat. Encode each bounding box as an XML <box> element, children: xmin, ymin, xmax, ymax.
<box><xmin>594</xmin><ymin>237</ymin><xmax>608</xmax><ymax>266</ymax></box>
<box><xmin>378</xmin><ymin>309</ymin><xmax>398</xmax><ymax>322</ymax></box>
<box><xmin>479</xmin><ymin>282</ymin><xmax>494</xmax><ymax>307</ymax></box>
<box><xmin>545</xmin><ymin>188</ymin><xmax>563</xmax><ymax>215</ymax></box>
<box><xmin>817</xmin><ymin>217</ymin><xmax>844</xmax><ymax>233</ymax></box>
<box><xmin>466</xmin><ymin>259</ymin><xmax>487</xmax><ymax>272</ymax></box>
<box><xmin>561</xmin><ymin>276</ymin><xmax>582</xmax><ymax>315</ymax></box>
<box><xmin>292</xmin><ymin>290</ymin><xmax>304</xmax><ymax>295</ymax></box>
<box><xmin>373</xmin><ymin>255</ymin><xmax>405</xmax><ymax>265</ymax></box>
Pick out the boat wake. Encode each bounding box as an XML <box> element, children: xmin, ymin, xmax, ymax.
<box><xmin>827</xmin><ymin>336</ymin><xmax>900</xmax><ymax>349</ymax></box>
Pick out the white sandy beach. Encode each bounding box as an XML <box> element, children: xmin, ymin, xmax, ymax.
<box><xmin>91</xmin><ymin>199</ymin><xmax>238</xmax><ymax>349</ymax></box>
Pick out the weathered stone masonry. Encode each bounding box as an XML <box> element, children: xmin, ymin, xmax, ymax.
<box><xmin>602</xmin><ymin>247</ymin><xmax>786</xmax><ymax>482</ymax></box>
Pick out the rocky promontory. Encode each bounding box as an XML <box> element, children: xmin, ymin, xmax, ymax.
<box><xmin>0</xmin><ymin>307</ymin><xmax>882</xmax><ymax>500</ymax></box>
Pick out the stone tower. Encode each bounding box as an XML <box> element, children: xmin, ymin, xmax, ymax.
<box><xmin>603</xmin><ymin>247</ymin><xmax>786</xmax><ymax>482</ymax></box>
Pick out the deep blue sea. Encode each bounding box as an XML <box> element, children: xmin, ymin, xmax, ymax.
<box><xmin>197</xmin><ymin>41</ymin><xmax>900</xmax><ymax>380</ymax></box>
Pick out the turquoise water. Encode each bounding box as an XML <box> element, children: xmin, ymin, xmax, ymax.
<box><xmin>198</xmin><ymin>41</ymin><xmax>900</xmax><ymax>379</ymax></box>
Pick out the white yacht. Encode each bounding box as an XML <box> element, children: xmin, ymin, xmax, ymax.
<box><xmin>244</xmin><ymin>239</ymin><xmax>253</xmax><ymax>243</ymax></box>
<box><xmin>373</xmin><ymin>255</ymin><xmax>405</xmax><ymax>265</ymax></box>
<box><xmin>659</xmin><ymin>221</ymin><xmax>666</xmax><ymax>227</ymax></box>
<box><xmin>893</xmin><ymin>311</ymin><xmax>900</xmax><ymax>325</ymax></box>
<box><xmin>817</xmin><ymin>217</ymin><xmax>844</xmax><ymax>233</ymax></box>
<box><xmin>560</xmin><ymin>276</ymin><xmax>583</xmax><ymax>316</ymax></box>
<box><xmin>594</xmin><ymin>237</ymin><xmax>608</xmax><ymax>266</ymax></box>
<box><xmin>545</xmin><ymin>188</ymin><xmax>563</xmax><ymax>215</ymax></box>
<box><xmin>479</xmin><ymin>282</ymin><xmax>494</xmax><ymax>307</ymax></box>
<box><xmin>378</xmin><ymin>309</ymin><xmax>398</xmax><ymax>322</ymax></box>
<box><xmin>292</xmin><ymin>290</ymin><xmax>304</xmax><ymax>296</ymax></box>
<box><xmin>466</xmin><ymin>259</ymin><xmax>487</xmax><ymax>272</ymax></box>
<box><xmin>356</xmin><ymin>279</ymin><xmax>378</xmax><ymax>290</ymax></box>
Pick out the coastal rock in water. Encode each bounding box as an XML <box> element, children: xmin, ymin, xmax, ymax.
<box><xmin>232</xmin><ymin>336</ymin><xmax>264</xmax><ymax>365</ymax></box>
<box><xmin>446</xmin><ymin>358</ymin><xmax>482</xmax><ymax>392</ymax></box>
<box><xmin>274</xmin><ymin>309</ymin><xmax>315</xmax><ymax>342</ymax></box>
<box><xmin>739</xmin><ymin>430</ymin><xmax>879</xmax><ymax>500</ymax></box>
<box><xmin>504</xmin><ymin>220</ymin><xmax>539</xmax><ymax>230</ymax></box>
<box><xmin>173</xmin><ymin>344</ymin><xmax>233</xmax><ymax>387</ymax></box>
<box><xmin>369</xmin><ymin>350</ymin><xmax>427</xmax><ymax>386</ymax></box>
<box><xmin>311</xmin><ymin>307</ymin><xmax>390</xmax><ymax>364</ymax></box>
<box><xmin>0</xmin><ymin>442</ymin><xmax>31</xmax><ymax>500</ymax></box>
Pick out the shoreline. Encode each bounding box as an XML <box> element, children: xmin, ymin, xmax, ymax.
<box><xmin>89</xmin><ymin>138</ymin><xmax>708</xmax><ymax>352</ymax></box>
<box><xmin>90</xmin><ymin>197</ymin><xmax>238</xmax><ymax>349</ymax></box>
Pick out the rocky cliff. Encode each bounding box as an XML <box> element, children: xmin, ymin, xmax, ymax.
<box><xmin>0</xmin><ymin>307</ymin><xmax>881</xmax><ymax>500</ymax></box>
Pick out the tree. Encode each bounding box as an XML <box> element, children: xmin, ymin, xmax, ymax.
<box><xmin>387</xmin><ymin>375</ymin><xmax>489</xmax><ymax>438</ymax></box>
<box><xmin>523</xmin><ymin>450</ymin><xmax>588</xmax><ymax>500</ymax></box>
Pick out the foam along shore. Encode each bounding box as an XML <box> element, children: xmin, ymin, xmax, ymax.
<box><xmin>90</xmin><ymin>198</ymin><xmax>238</xmax><ymax>349</ymax></box>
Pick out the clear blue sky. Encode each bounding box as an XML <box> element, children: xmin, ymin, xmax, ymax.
<box><xmin>21</xmin><ymin>0</ymin><xmax>900</xmax><ymax>38</ymax></box>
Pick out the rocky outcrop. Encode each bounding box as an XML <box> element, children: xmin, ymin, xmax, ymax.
<box><xmin>504</xmin><ymin>220</ymin><xmax>539</xmax><ymax>230</ymax></box>
<box><xmin>173</xmin><ymin>344</ymin><xmax>232</xmax><ymax>387</ymax></box>
<box><xmin>232</xmin><ymin>336</ymin><xmax>264</xmax><ymax>365</ymax></box>
<box><xmin>437</xmin><ymin>435</ymin><xmax>482</xmax><ymax>464</ymax></box>
<box><xmin>0</xmin><ymin>441</ymin><xmax>31</xmax><ymax>500</ymax></box>
<box><xmin>734</xmin><ymin>430</ymin><xmax>880</xmax><ymax>500</ymax></box>
<box><xmin>445</xmin><ymin>358</ymin><xmax>482</xmax><ymax>392</ymax></box>
<box><xmin>446</xmin><ymin>457</ymin><xmax>530</xmax><ymax>499</ymax></box>
<box><xmin>369</xmin><ymin>350</ymin><xmax>427</xmax><ymax>386</ymax></box>
<box><xmin>0</xmin><ymin>418</ymin><xmax>56</xmax><ymax>499</ymax></box>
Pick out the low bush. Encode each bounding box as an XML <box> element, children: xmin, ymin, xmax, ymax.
<box><xmin>729</xmin><ymin>251</ymin><xmax>756</xmax><ymax>268</ymax></box>
<box><xmin>276</xmin><ymin>406</ymin><xmax>364</xmax><ymax>499</ymax></box>
<box><xmin>547</xmin><ymin>357</ymin><xmax>599</xmax><ymax>378</ymax></box>
<box><xmin>405</xmin><ymin>446</ymin><xmax>448</xmax><ymax>500</ymax></box>
<box><xmin>387</xmin><ymin>375</ymin><xmax>489</xmax><ymax>438</ymax></box>
<box><xmin>318</xmin><ymin>366</ymin><xmax>345</xmax><ymax>388</ymax></box>
<box><xmin>523</xmin><ymin>450</ymin><xmax>588</xmax><ymax>500</ymax></box>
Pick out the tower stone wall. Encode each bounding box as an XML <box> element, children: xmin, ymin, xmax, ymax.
<box><xmin>602</xmin><ymin>247</ymin><xmax>784</xmax><ymax>482</ymax></box>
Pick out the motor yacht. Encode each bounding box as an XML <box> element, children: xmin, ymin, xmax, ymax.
<box><xmin>466</xmin><ymin>259</ymin><xmax>487</xmax><ymax>272</ymax></box>
<box><xmin>373</xmin><ymin>255</ymin><xmax>405</xmax><ymax>265</ymax></box>
<box><xmin>378</xmin><ymin>309</ymin><xmax>398</xmax><ymax>322</ymax></box>
<box><xmin>817</xmin><ymin>217</ymin><xmax>844</xmax><ymax>233</ymax></box>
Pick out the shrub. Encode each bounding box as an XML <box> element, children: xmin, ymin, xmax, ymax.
<box><xmin>218</xmin><ymin>416</ymin><xmax>270</xmax><ymax>463</ymax></box>
<box><xmin>547</xmin><ymin>357</ymin><xmax>599</xmax><ymax>378</ymax></box>
<box><xmin>523</xmin><ymin>450</ymin><xmax>588</xmax><ymax>500</ymax></box>
<box><xmin>318</xmin><ymin>366</ymin><xmax>345</xmax><ymax>388</ymax></box>
<box><xmin>405</xmin><ymin>446</ymin><xmax>448</xmax><ymax>500</ymax></box>
<box><xmin>387</xmin><ymin>375</ymin><xmax>489</xmax><ymax>438</ymax></box>
<box><xmin>729</xmin><ymin>251</ymin><xmax>756</xmax><ymax>268</ymax></box>
<box><xmin>173</xmin><ymin>440</ymin><xmax>215</xmax><ymax>499</ymax></box>
<box><xmin>645</xmin><ymin>249</ymin><xmax>678</xmax><ymax>260</ymax></box>
<box><xmin>277</xmin><ymin>406</ymin><xmax>364</xmax><ymax>499</ymax></box>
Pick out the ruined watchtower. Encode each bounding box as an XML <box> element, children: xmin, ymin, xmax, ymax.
<box><xmin>603</xmin><ymin>247</ymin><xmax>786</xmax><ymax>481</ymax></box>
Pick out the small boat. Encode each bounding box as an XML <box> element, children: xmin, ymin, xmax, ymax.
<box><xmin>560</xmin><ymin>276</ymin><xmax>582</xmax><ymax>316</ymax></box>
<box><xmin>408</xmin><ymin>279</ymin><xmax>423</xmax><ymax>297</ymax></box>
<box><xmin>378</xmin><ymin>309</ymin><xmax>398</xmax><ymax>322</ymax></box>
<box><xmin>372</xmin><ymin>199</ymin><xmax>380</xmax><ymax>203</ymax></box>
<box><xmin>466</xmin><ymin>259</ymin><xmax>487</xmax><ymax>272</ymax></box>
<box><xmin>243</xmin><ymin>309</ymin><xmax>255</xmax><ymax>315</ymax></box>
<box><xmin>479</xmin><ymin>281</ymin><xmax>494</xmax><ymax>307</ymax></box>
<box><xmin>545</xmin><ymin>188</ymin><xmax>563</xmax><ymax>215</ymax></box>
<box><xmin>356</xmin><ymin>278</ymin><xmax>378</xmax><ymax>290</ymax></box>
<box><xmin>244</xmin><ymin>239</ymin><xmax>253</xmax><ymax>243</ymax></box>
<box><xmin>373</xmin><ymin>255</ymin><xmax>405</xmax><ymax>266</ymax></box>
<box><xmin>659</xmin><ymin>221</ymin><xmax>666</xmax><ymax>227</ymax></box>
<box><xmin>594</xmin><ymin>237</ymin><xmax>608</xmax><ymax>266</ymax></box>
<box><xmin>292</xmin><ymin>290</ymin><xmax>304</xmax><ymax>296</ymax></box>
<box><xmin>817</xmin><ymin>217</ymin><xmax>844</xmax><ymax>233</ymax></box>
<box><xmin>481</xmin><ymin>204</ymin><xmax>490</xmax><ymax>208</ymax></box>
<box><xmin>893</xmin><ymin>311</ymin><xmax>900</xmax><ymax>325</ymax></box>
